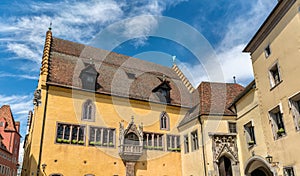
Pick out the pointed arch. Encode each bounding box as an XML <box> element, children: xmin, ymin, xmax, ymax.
<box><xmin>160</xmin><ymin>111</ymin><xmax>170</xmax><ymax>130</ymax></box>
<box><xmin>82</xmin><ymin>99</ymin><xmax>95</xmax><ymax>121</ymax></box>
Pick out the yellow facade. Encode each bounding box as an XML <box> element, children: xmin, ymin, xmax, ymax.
<box><xmin>22</xmin><ymin>83</ymin><xmax>188</xmax><ymax>176</ymax></box>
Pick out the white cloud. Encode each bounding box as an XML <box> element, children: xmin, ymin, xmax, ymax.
<box><xmin>217</xmin><ymin>45</ymin><xmax>254</xmax><ymax>84</ymax></box>
<box><xmin>0</xmin><ymin>72</ymin><xmax>38</xmax><ymax>80</ymax></box>
<box><xmin>179</xmin><ymin>0</ymin><xmax>276</xmax><ymax>87</ymax></box>
<box><xmin>7</xmin><ymin>43</ymin><xmax>41</xmax><ymax>63</ymax></box>
<box><xmin>1</xmin><ymin>0</ymin><xmax>187</xmax><ymax>73</ymax></box>
<box><xmin>0</xmin><ymin>94</ymin><xmax>33</xmax><ymax>120</ymax></box>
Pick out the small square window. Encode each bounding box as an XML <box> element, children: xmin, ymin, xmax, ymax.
<box><xmin>284</xmin><ymin>166</ymin><xmax>295</xmax><ymax>176</ymax></box>
<box><xmin>265</xmin><ymin>45</ymin><xmax>271</xmax><ymax>58</ymax></box>
<box><xmin>269</xmin><ymin>63</ymin><xmax>281</xmax><ymax>88</ymax></box>
<box><xmin>228</xmin><ymin>122</ymin><xmax>237</xmax><ymax>133</ymax></box>
<box><xmin>269</xmin><ymin>105</ymin><xmax>286</xmax><ymax>140</ymax></box>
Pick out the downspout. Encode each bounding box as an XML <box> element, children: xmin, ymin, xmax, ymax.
<box><xmin>37</xmin><ymin>84</ymin><xmax>49</xmax><ymax>176</ymax></box>
<box><xmin>199</xmin><ymin>116</ymin><xmax>207</xmax><ymax>176</ymax></box>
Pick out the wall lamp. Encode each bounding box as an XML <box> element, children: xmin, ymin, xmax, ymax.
<box><xmin>265</xmin><ymin>155</ymin><xmax>279</xmax><ymax>166</ymax></box>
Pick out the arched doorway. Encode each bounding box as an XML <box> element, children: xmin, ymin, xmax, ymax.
<box><xmin>251</xmin><ymin>167</ymin><xmax>268</xmax><ymax>176</ymax></box>
<box><xmin>244</xmin><ymin>156</ymin><xmax>275</xmax><ymax>176</ymax></box>
<box><xmin>218</xmin><ymin>156</ymin><xmax>233</xmax><ymax>176</ymax></box>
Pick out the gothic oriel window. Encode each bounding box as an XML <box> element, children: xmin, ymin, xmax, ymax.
<box><xmin>79</xmin><ymin>65</ymin><xmax>99</xmax><ymax>90</ymax></box>
<box><xmin>160</xmin><ymin>111</ymin><xmax>169</xmax><ymax>130</ymax></box>
<box><xmin>82</xmin><ymin>100</ymin><xmax>95</xmax><ymax>121</ymax></box>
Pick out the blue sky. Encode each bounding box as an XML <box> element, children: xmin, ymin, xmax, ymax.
<box><xmin>0</xmin><ymin>0</ymin><xmax>277</xmax><ymax>139</ymax></box>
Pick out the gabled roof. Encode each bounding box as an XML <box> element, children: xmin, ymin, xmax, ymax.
<box><xmin>228</xmin><ymin>80</ymin><xmax>256</xmax><ymax>109</ymax></box>
<box><xmin>0</xmin><ymin>105</ymin><xmax>19</xmax><ymax>132</ymax></box>
<box><xmin>178</xmin><ymin>82</ymin><xmax>244</xmax><ymax>127</ymax></box>
<box><xmin>47</xmin><ymin>37</ymin><xmax>193</xmax><ymax>107</ymax></box>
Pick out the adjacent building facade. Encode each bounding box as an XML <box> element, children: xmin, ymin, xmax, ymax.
<box><xmin>0</xmin><ymin>105</ymin><xmax>21</xmax><ymax>176</ymax></box>
<box><xmin>21</xmin><ymin>0</ymin><xmax>300</xmax><ymax>175</ymax></box>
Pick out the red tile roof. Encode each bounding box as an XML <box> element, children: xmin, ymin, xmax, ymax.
<box><xmin>0</xmin><ymin>105</ymin><xmax>19</xmax><ymax>132</ymax></box>
<box><xmin>47</xmin><ymin>37</ymin><xmax>193</xmax><ymax>107</ymax></box>
<box><xmin>179</xmin><ymin>82</ymin><xmax>244</xmax><ymax>126</ymax></box>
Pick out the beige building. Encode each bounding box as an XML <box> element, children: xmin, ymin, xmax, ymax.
<box><xmin>239</xmin><ymin>0</ymin><xmax>300</xmax><ymax>175</ymax></box>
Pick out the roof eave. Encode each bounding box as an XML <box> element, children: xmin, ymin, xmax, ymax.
<box><xmin>243</xmin><ymin>0</ymin><xmax>296</xmax><ymax>53</ymax></box>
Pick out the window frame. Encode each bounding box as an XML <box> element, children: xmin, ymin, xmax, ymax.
<box><xmin>184</xmin><ymin>134</ymin><xmax>189</xmax><ymax>154</ymax></box>
<box><xmin>166</xmin><ymin>134</ymin><xmax>180</xmax><ymax>152</ymax></box>
<box><xmin>55</xmin><ymin>122</ymin><xmax>86</xmax><ymax>145</ymax></box>
<box><xmin>269</xmin><ymin>105</ymin><xmax>286</xmax><ymax>140</ymax></box>
<box><xmin>269</xmin><ymin>62</ymin><xmax>282</xmax><ymax>89</ymax></box>
<box><xmin>244</xmin><ymin>121</ymin><xmax>256</xmax><ymax>147</ymax></box>
<box><xmin>82</xmin><ymin>99</ymin><xmax>96</xmax><ymax>121</ymax></box>
<box><xmin>88</xmin><ymin>126</ymin><xmax>116</xmax><ymax>148</ymax></box>
<box><xmin>191</xmin><ymin>130</ymin><xmax>199</xmax><ymax>151</ymax></box>
<box><xmin>289</xmin><ymin>92</ymin><xmax>300</xmax><ymax>131</ymax></box>
<box><xmin>228</xmin><ymin>122</ymin><xmax>237</xmax><ymax>133</ymax></box>
<box><xmin>264</xmin><ymin>44</ymin><xmax>271</xmax><ymax>58</ymax></box>
<box><xmin>160</xmin><ymin>111</ymin><xmax>170</xmax><ymax>130</ymax></box>
<box><xmin>283</xmin><ymin>166</ymin><xmax>295</xmax><ymax>176</ymax></box>
<box><xmin>143</xmin><ymin>132</ymin><xmax>164</xmax><ymax>151</ymax></box>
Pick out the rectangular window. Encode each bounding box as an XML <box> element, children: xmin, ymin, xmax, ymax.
<box><xmin>269</xmin><ymin>63</ymin><xmax>281</xmax><ymax>88</ymax></box>
<box><xmin>184</xmin><ymin>135</ymin><xmax>189</xmax><ymax>154</ymax></box>
<box><xmin>143</xmin><ymin>132</ymin><xmax>164</xmax><ymax>150</ymax></box>
<box><xmin>284</xmin><ymin>166</ymin><xmax>295</xmax><ymax>176</ymax></box>
<box><xmin>265</xmin><ymin>45</ymin><xmax>271</xmax><ymax>58</ymax></box>
<box><xmin>166</xmin><ymin>135</ymin><xmax>180</xmax><ymax>152</ymax></box>
<box><xmin>228</xmin><ymin>122</ymin><xmax>237</xmax><ymax>133</ymax></box>
<box><xmin>269</xmin><ymin>105</ymin><xmax>286</xmax><ymax>139</ymax></box>
<box><xmin>244</xmin><ymin>121</ymin><xmax>256</xmax><ymax>147</ymax></box>
<box><xmin>56</xmin><ymin>123</ymin><xmax>85</xmax><ymax>145</ymax></box>
<box><xmin>89</xmin><ymin>126</ymin><xmax>115</xmax><ymax>148</ymax></box>
<box><xmin>191</xmin><ymin>131</ymin><xmax>199</xmax><ymax>151</ymax></box>
<box><xmin>289</xmin><ymin>93</ymin><xmax>300</xmax><ymax>131</ymax></box>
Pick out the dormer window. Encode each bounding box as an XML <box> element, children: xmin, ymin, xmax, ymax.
<box><xmin>79</xmin><ymin>65</ymin><xmax>99</xmax><ymax>90</ymax></box>
<box><xmin>152</xmin><ymin>80</ymin><xmax>171</xmax><ymax>103</ymax></box>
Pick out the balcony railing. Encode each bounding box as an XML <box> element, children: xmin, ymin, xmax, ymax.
<box><xmin>119</xmin><ymin>144</ymin><xmax>143</xmax><ymax>156</ymax></box>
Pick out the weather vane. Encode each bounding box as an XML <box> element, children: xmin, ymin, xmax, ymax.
<box><xmin>49</xmin><ymin>22</ymin><xmax>52</xmax><ymax>31</ymax></box>
<box><xmin>172</xmin><ymin>55</ymin><xmax>176</xmax><ymax>64</ymax></box>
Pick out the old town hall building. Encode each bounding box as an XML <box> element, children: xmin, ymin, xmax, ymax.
<box><xmin>22</xmin><ymin>0</ymin><xmax>300</xmax><ymax>175</ymax></box>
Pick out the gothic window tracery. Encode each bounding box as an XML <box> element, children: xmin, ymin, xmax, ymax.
<box><xmin>82</xmin><ymin>99</ymin><xmax>95</xmax><ymax>121</ymax></box>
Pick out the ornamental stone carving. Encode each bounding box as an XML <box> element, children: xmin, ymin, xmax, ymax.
<box><xmin>212</xmin><ymin>134</ymin><xmax>239</xmax><ymax>164</ymax></box>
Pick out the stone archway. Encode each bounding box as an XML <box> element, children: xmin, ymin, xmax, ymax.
<box><xmin>218</xmin><ymin>156</ymin><xmax>233</xmax><ymax>176</ymax></box>
<box><xmin>211</xmin><ymin>134</ymin><xmax>241</xmax><ymax>176</ymax></box>
<box><xmin>244</xmin><ymin>156</ymin><xmax>276</xmax><ymax>176</ymax></box>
